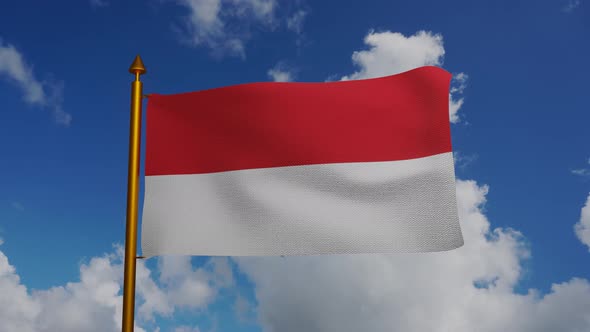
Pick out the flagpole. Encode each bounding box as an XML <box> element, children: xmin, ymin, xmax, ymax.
<box><xmin>122</xmin><ymin>55</ymin><xmax>146</xmax><ymax>332</ymax></box>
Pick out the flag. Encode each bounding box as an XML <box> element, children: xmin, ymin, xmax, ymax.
<box><xmin>141</xmin><ymin>66</ymin><xmax>463</xmax><ymax>257</ymax></box>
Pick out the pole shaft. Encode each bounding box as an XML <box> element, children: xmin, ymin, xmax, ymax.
<box><xmin>122</xmin><ymin>71</ymin><xmax>143</xmax><ymax>332</ymax></box>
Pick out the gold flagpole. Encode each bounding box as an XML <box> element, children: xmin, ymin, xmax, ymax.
<box><xmin>122</xmin><ymin>55</ymin><xmax>146</xmax><ymax>332</ymax></box>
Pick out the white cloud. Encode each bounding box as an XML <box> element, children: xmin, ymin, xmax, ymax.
<box><xmin>267</xmin><ymin>62</ymin><xmax>294</xmax><ymax>82</ymax></box>
<box><xmin>175</xmin><ymin>0</ymin><xmax>277</xmax><ymax>57</ymax></box>
<box><xmin>571</xmin><ymin>157</ymin><xmax>590</xmax><ymax>177</ymax></box>
<box><xmin>0</xmin><ymin>42</ymin><xmax>44</xmax><ymax>104</ymax></box>
<box><xmin>286</xmin><ymin>10</ymin><xmax>307</xmax><ymax>34</ymax></box>
<box><xmin>267</xmin><ymin>69</ymin><xmax>292</xmax><ymax>82</ymax></box>
<box><xmin>0</xmin><ymin>244</ymin><xmax>233</xmax><ymax>332</ymax></box>
<box><xmin>175</xmin><ymin>0</ymin><xmax>306</xmax><ymax>56</ymax></box>
<box><xmin>158</xmin><ymin>255</ymin><xmax>214</xmax><ymax>309</ymax></box>
<box><xmin>574</xmin><ymin>194</ymin><xmax>590</xmax><ymax>251</ymax></box>
<box><xmin>0</xmin><ymin>39</ymin><xmax>71</xmax><ymax>125</ymax></box>
<box><xmin>136</xmin><ymin>258</ymin><xmax>172</xmax><ymax>321</ymax></box>
<box><xmin>0</xmin><ymin>246</ymin><xmax>140</xmax><ymax>332</ymax></box>
<box><xmin>448</xmin><ymin>97</ymin><xmax>464</xmax><ymax>123</ymax></box>
<box><xmin>340</xmin><ymin>30</ymin><xmax>445</xmax><ymax>81</ymax></box>
<box><xmin>451</xmin><ymin>72</ymin><xmax>468</xmax><ymax>93</ymax></box>
<box><xmin>236</xmin><ymin>179</ymin><xmax>590</xmax><ymax>332</ymax></box>
<box><xmin>177</xmin><ymin>0</ymin><xmax>226</xmax><ymax>51</ymax></box>
<box><xmin>453</xmin><ymin>151</ymin><xmax>478</xmax><ymax>170</ymax></box>
<box><xmin>449</xmin><ymin>72</ymin><xmax>468</xmax><ymax>123</ymax></box>
<box><xmin>234</xmin><ymin>294</ymin><xmax>248</xmax><ymax>320</ymax></box>
<box><xmin>339</xmin><ymin>30</ymin><xmax>467</xmax><ymax>123</ymax></box>
<box><xmin>563</xmin><ymin>0</ymin><xmax>581</xmax><ymax>13</ymax></box>
<box><xmin>156</xmin><ymin>255</ymin><xmax>233</xmax><ymax>310</ymax></box>
<box><xmin>209</xmin><ymin>256</ymin><xmax>235</xmax><ymax>288</ymax></box>
<box><xmin>234</xmin><ymin>294</ymin><xmax>256</xmax><ymax>323</ymax></box>
<box><xmin>572</xmin><ymin>168</ymin><xmax>590</xmax><ymax>177</ymax></box>
<box><xmin>0</xmin><ymin>249</ymin><xmax>40</xmax><ymax>332</ymax></box>
<box><xmin>232</xmin><ymin>0</ymin><xmax>276</xmax><ymax>19</ymax></box>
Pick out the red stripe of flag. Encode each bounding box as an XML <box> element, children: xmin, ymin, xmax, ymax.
<box><xmin>146</xmin><ymin>66</ymin><xmax>452</xmax><ymax>176</ymax></box>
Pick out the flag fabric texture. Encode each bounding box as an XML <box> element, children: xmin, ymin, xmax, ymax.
<box><xmin>141</xmin><ymin>66</ymin><xmax>463</xmax><ymax>257</ymax></box>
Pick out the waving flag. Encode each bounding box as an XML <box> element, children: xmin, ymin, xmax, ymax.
<box><xmin>141</xmin><ymin>66</ymin><xmax>463</xmax><ymax>257</ymax></box>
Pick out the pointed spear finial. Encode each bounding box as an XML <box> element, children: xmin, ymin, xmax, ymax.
<box><xmin>128</xmin><ymin>55</ymin><xmax>146</xmax><ymax>75</ymax></box>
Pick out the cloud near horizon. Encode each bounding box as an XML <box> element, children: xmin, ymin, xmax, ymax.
<box><xmin>0</xmin><ymin>243</ymin><xmax>233</xmax><ymax>332</ymax></box>
<box><xmin>236</xmin><ymin>179</ymin><xmax>590</xmax><ymax>332</ymax></box>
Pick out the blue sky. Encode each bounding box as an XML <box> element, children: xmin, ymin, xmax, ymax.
<box><xmin>1</xmin><ymin>0</ymin><xmax>590</xmax><ymax>331</ymax></box>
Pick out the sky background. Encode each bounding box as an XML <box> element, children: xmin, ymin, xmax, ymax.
<box><xmin>1</xmin><ymin>0</ymin><xmax>590</xmax><ymax>331</ymax></box>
